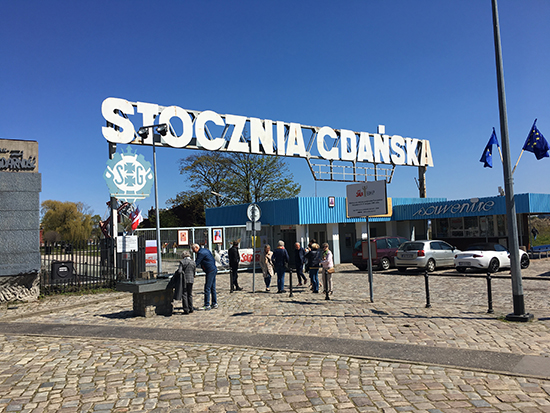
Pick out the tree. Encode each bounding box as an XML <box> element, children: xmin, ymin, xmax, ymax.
<box><xmin>41</xmin><ymin>200</ymin><xmax>94</xmax><ymax>243</ymax></box>
<box><xmin>143</xmin><ymin>192</ymin><xmax>206</xmax><ymax>229</ymax></box>
<box><xmin>176</xmin><ymin>151</ymin><xmax>301</xmax><ymax>207</ymax></box>
<box><xmin>225</xmin><ymin>153</ymin><xmax>301</xmax><ymax>204</ymax></box>
<box><xmin>177</xmin><ymin>152</ymin><xmax>232</xmax><ymax>208</ymax></box>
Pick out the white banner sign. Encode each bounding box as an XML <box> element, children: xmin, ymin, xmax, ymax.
<box><xmin>117</xmin><ymin>235</ymin><xmax>138</xmax><ymax>252</ymax></box>
<box><xmin>346</xmin><ymin>181</ymin><xmax>388</xmax><ymax>218</ymax></box>
<box><xmin>101</xmin><ymin>97</ymin><xmax>434</xmax><ymax>167</ymax></box>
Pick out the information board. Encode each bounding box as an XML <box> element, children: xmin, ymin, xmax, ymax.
<box><xmin>346</xmin><ymin>181</ymin><xmax>388</xmax><ymax>218</ymax></box>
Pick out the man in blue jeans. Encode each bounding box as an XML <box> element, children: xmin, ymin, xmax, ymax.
<box><xmin>192</xmin><ymin>243</ymin><xmax>218</xmax><ymax>310</ymax></box>
<box><xmin>272</xmin><ymin>240</ymin><xmax>289</xmax><ymax>293</ymax></box>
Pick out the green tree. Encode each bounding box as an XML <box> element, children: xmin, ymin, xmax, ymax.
<box><xmin>225</xmin><ymin>153</ymin><xmax>301</xmax><ymax>204</ymax></box>
<box><xmin>176</xmin><ymin>151</ymin><xmax>301</xmax><ymax>207</ymax></box>
<box><xmin>41</xmin><ymin>200</ymin><xmax>94</xmax><ymax>242</ymax></box>
<box><xmin>166</xmin><ymin>192</ymin><xmax>206</xmax><ymax>226</ymax></box>
<box><xmin>177</xmin><ymin>152</ymin><xmax>232</xmax><ymax>208</ymax></box>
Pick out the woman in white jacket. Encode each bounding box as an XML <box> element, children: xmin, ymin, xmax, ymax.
<box><xmin>320</xmin><ymin>243</ymin><xmax>334</xmax><ymax>295</ymax></box>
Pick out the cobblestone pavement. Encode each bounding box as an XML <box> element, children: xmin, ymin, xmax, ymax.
<box><xmin>1</xmin><ymin>259</ymin><xmax>550</xmax><ymax>412</ymax></box>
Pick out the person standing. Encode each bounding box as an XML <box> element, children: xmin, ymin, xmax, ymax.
<box><xmin>272</xmin><ymin>240</ymin><xmax>289</xmax><ymax>293</ymax></box>
<box><xmin>305</xmin><ymin>243</ymin><xmax>321</xmax><ymax>293</ymax></box>
<box><xmin>260</xmin><ymin>244</ymin><xmax>274</xmax><ymax>291</ymax></box>
<box><xmin>173</xmin><ymin>250</ymin><xmax>195</xmax><ymax>314</ymax></box>
<box><xmin>294</xmin><ymin>242</ymin><xmax>307</xmax><ymax>286</ymax></box>
<box><xmin>192</xmin><ymin>243</ymin><xmax>218</xmax><ymax>310</ymax></box>
<box><xmin>228</xmin><ymin>240</ymin><xmax>242</xmax><ymax>291</ymax></box>
<box><xmin>320</xmin><ymin>242</ymin><xmax>334</xmax><ymax>295</ymax></box>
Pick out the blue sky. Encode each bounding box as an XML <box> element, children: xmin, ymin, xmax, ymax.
<box><xmin>1</xmin><ymin>0</ymin><xmax>549</xmax><ymax>219</ymax></box>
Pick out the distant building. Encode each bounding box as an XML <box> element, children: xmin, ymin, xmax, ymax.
<box><xmin>206</xmin><ymin>193</ymin><xmax>550</xmax><ymax>265</ymax></box>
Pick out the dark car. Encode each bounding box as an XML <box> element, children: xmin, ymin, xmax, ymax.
<box><xmin>352</xmin><ymin>236</ymin><xmax>408</xmax><ymax>271</ymax></box>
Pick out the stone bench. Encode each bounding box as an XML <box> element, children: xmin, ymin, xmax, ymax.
<box><xmin>116</xmin><ymin>278</ymin><xmax>173</xmax><ymax>317</ymax></box>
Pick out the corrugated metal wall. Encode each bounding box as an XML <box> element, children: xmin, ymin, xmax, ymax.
<box><xmin>206</xmin><ymin>194</ymin><xmax>550</xmax><ymax>227</ymax></box>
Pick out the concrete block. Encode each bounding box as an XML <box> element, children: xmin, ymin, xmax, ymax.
<box><xmin>0</xmin><ymin>172</ymin><xmax>41</xmax><ymax>192</ymax></box>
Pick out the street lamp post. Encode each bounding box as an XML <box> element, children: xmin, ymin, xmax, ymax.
<box><xmin>491</xmin><ymin>0</ymin><xmax>532</xmax><ymax>321</ymax></box>
<box><xmin>138</xmin><ymin>123</ymin><xmax>168</xmax><ymax>277</ymax></box>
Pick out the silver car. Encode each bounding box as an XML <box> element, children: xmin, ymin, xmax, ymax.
<box><xmin>395</xmin><ymin>240</ymin><xmax>460</xmax><ymax>272</ymax></box>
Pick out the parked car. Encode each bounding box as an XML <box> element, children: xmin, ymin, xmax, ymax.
<box><xmin>352</xmin><ymin>236</ymin><xmax>408</xmax><ymax>271</ymax></box>
<box><xmin>454</xmin><ymin>243</ymin><xmax>530</xmax><ymax>273</ymax></box>
<box><xmin>395</xmin><ymin>240</ymin><xmax>460</xmax><ymax>272</ymax></box>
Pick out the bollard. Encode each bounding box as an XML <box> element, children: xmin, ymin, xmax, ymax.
<box><xmin>486</xmin><ymin>272</ymin><xmax>494</xmax><ymax>314</ymax></box>
<box><xmin>288</xmin><ymin>267</ymin><xmax>293</xmax><ymax>298</ymax></box>
<box><xmin>424</xmin><ymin>270</ymin><xmax>431</xmax><ymax>308</ymax></box>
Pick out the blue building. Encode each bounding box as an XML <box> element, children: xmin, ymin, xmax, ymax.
<box><xmin>206</xmin><ymin>193</ymin><xmax>550</xmax><ymax>265</ymax></box>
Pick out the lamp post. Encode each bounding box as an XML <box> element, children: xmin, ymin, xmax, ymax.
<box><xmin>137</xmin><ymin>123</ymin><xmax>168</xmax><ymax>277</ymax></box>
<box><xmin>491</xmin><ymin>0</ymin><xmax>532</xmax><ymax>321</ymax></box>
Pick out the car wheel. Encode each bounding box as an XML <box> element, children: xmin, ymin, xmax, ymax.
<box><xmin>426</xmin><ymin>259</ymin><xmax>436</xmax><ymax>272</ymax></box>
<box><xmin>379</xmin><ymin>257</ymin><xmax>391</xmax><ymax>271</ymax></box>
<box><xmin>397</xmin><ymin>267</ymin><xmax>408</xmax><ymax>273</ymax></box>
<box><xmin>357</xmin><ymin>264</ymin><xmax>367</xmax><ymax>271</ymax></box>
<box><xmin>520</xmin><ymin>254</ymin><xmax>530</xmax><ymax>269</ymax></box>
<box><xmin>488</xmin><ymin>258</ymin><xmax>500</xmax><ymax>273</ymax></box>
<box><xmin>456</xmin><ymin>266</ymin><xmax>467</xmax><ymax>273</ymax></box>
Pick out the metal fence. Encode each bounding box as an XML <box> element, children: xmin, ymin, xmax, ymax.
<box><xmin>135</xmin><ymin>225</ymin><xmax>271</xmax><ymax>252</ymax></box>
<box><xmin>40</xmin><ymin>239</ymin><xmax>123</xmax><ymax>295</ymax></box>
<box><xmin>39</xmin><ymin>225</ymin><xmax>272</xmax><ymax>294</ymax></box>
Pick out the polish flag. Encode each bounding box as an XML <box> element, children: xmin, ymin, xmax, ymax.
<box><xmin>130</xmin><ymin>207</ymin><xmax>143</xmax><ymax>231</ymax></box>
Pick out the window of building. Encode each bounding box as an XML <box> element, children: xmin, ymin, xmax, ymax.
<box><xmin>450</xmin><ymin>218</ymin><xmax>463</xmax><ymax>237</ymax></box>
<box><xmin>497</xmin><ymin>215</ymin><xmax>506</xmax><ymax>237</ymax></box>
<box><xmin>464</xmin><ymin>216</ymin><xmax>479</xmax><ymax>237</ymax></box>
<box><xmin>435</xmin><ymin>218</ymin><xmax>449</xmax><ymax>238</ymax></box>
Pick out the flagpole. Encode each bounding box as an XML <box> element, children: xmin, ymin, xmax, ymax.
<box><xmin>497</xmin><ymin>146</ymin><xmax>503</xmax><ymax>163</ymax></box>
<box><xmin>511</xmin><ymin>150</ymin><xmax>524</xmax><ymax>175</ymax></box>
<box><xmin>491</xmin><ymin>0</ymin><xmax>532</xmax><ymax>321</ymax></box>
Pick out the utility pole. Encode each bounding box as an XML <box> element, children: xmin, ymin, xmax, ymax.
<box><xmin>491</xmin><ymin>0</ymin><xmax>532</xmax><ymax>321</ymax></box>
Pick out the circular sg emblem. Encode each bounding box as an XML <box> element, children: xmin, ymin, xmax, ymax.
<box><xmin>104</xmin><ymin>147</ymin><xmax>153</xmax><ymax>203</ymax></box>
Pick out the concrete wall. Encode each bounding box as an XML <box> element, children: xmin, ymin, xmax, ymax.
<box><xmin>0</xmin><ymin>139</ymin><xmax>41</xmax><ymax>302</ymax></box>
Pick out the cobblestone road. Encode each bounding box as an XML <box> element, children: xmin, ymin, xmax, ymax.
<box><xmin>1</xmin><ymin>260</ymin><xmax>550</xmax><ymax>412</ymax></box>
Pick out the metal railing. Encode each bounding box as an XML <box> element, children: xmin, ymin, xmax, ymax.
<box><xmin>40</xmin><ymin>239</ymin><xmax>122</xmax><ymax>295</ymax></box>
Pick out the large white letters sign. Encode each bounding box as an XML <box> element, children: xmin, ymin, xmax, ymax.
<box><xmin>101</xmin><ymin>97</ymin><xmax>434</xmax><ymax>167</ymax></box>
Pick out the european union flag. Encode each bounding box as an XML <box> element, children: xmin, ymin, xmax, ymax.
<box><xmin>523</xmin><ymin>119</ymin><xmax>549</xmax><ymax>160</ymax></box>
<box><xmin>480</xmin><ymin>128</ymin><xmax>500</xmax><ymax>168</ymax></box>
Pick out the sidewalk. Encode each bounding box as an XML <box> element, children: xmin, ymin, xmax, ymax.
<box><xmin>1</xmin><ymin>261</ymin><xmax>550</xmax><ymax>412</ymax></box>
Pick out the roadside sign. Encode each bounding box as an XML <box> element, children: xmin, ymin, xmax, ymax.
<box><xmin>247</xmin><ymin>203</ymin><xmax>261</xmax><ymax>221</ymax></box>
<box><xmin>346</xmin><ymin>181</ymin><xmax>388</xmax><ymax>218</ymax></box>
<box><xmin>117</xmin><ymin>235</ymin><xmax>138</xmax><ymax>252</ymax></box>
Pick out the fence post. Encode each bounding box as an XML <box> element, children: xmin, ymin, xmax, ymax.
<box><xmin>424</xmin><ymin>270</ymin><xmax>431</xmax><ymax>308</ymax></box>
<box><xmin>486</xmin><ymin>272</ymin><xmax>494</xmax><ymax>314</ymax></box>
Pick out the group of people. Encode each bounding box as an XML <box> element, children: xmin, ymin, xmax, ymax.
<box><xmin>260</xmin><ymin>240</ymin><xmax>334</xmax><ymax>294</ymax></box>
<box><xmin>171</xmin><ymin>239</ymin><xmax>335</xmax><ymax>314</ymax></box>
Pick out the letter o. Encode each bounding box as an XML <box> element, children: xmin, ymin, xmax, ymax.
<box><xmin>158</xmin><ymin>106</ymin><xmax>193</xmax><ymax>148</ymax></box>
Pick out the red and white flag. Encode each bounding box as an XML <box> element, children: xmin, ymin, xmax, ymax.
<box><xmin>130</xmin><ymin>207</ymin><xmax>143</xmax><ymax>231</ymax></box>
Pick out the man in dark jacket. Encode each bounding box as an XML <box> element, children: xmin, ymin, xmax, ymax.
<box><xmin>228</xmin><ymin>240</ymin><xmax>242</xmax><ymax>291</ymax></box>
<box><xmin>173</xmin><ymin>250</ymin><xmax>196</xmax><ymax>314</ymax></box>
<box><xmin>192</xmin><ymin>243</ymin><xmax>218</xmax><ymax>310</ymax></box>
<box><xmin>272</xmin><ymin>240</ymin><xmax>289</xmax><ymax>293</ymax></box>
<box><xmin>294</xmin><ymin>242</ymin><xmax>307</xmax><ymax>286</ymax></box>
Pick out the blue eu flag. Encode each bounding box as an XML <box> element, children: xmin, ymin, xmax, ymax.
<box><xmin>480</xmin><ymin>128</ymin><xmax>500</xmax><ymax>168</ymax></box>
<box><xmin>523</xmin><ymin>119</ymin><xmax>549</xmax><ymax>160</ymax></box>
